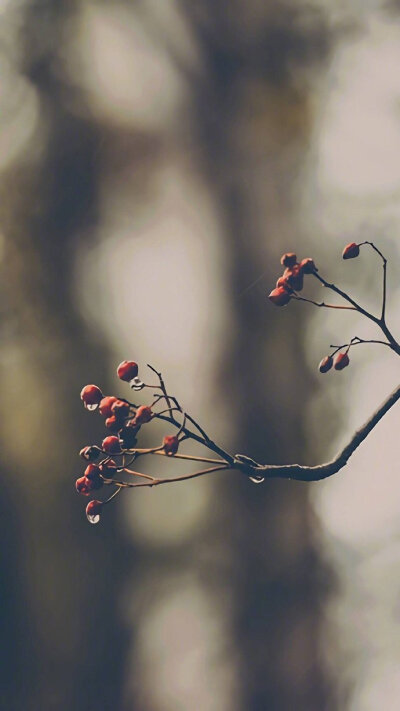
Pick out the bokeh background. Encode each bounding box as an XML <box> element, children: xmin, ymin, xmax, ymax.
<box><xmin>1</xmin><ymin>1</ymin><xmax>400</xmax><ymax>710</ymax></box>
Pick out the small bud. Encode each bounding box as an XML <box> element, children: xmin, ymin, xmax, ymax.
<box><xmin>80</xmin><ymin>385</ymin><xmax>103</xmax><ymax>410</ymax></box>
<box><xmin>283</xmin><ymin>265</ymin><xmax>303</xmax><ymax>291</ymax></box>
<box><xmin>299</xmin><ymin>257</ymin><xmax>316</xmax><ymax>274</ymax></box>
<box><xmin>334</xmin><ymin>352</ymin><xmax>350</xmax><ymax>370</ymax></box>
<box><xmin>134</xmin><ymin>405</ymin><xmax>152</xmax><ymax>425</ymax></box>
<box><xmin>280</xmin><ymin>252</ymin><xmax>297</xmax><ymax>267</ymax></box>
<box><xmin>342</xmin><ymin>242</ymin><xmax>360</xmax><ymax>260</ymax></box>
<box><xmin>117</xmin><ymin>360</ymin><xmax>139</xmax><ymax>382</ymax></box>
<box><xmin>102</xmin><ymin>435</ymin><xmax>121</xmax><ymax>454</ymax></box>
<box><xmin>163</xmin><ymin>435</ymin><xmax>179</xmax><ymax>456</ymax></box>
<box><xmin>268</xmin><ymin>287</ymin><xmax>291</xmax><ymax>307</ymax></box>
<box><xmin>79</xmin><ymin>445</ymin><xmax>101</xmax><ymax>461</ymax></box>
<box><xmin>99</xmin><ymin>396</ymin><xmax>118</xmax><ymax>417</ymax></box>
<box><xmin>318</xmin><ymin>355</ymin><xmax>333</xmax><ymax>373</ymax></box>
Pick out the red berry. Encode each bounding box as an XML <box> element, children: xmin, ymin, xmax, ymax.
<box><xmin>276</xmin><ymin>275</ymin><xmax>291</xmax><ymax>290</ymax></box>
<box><xmin>86</xmin><ymin>500</ymin><xmax>103</xmax><ymax>522</ymax></box>
<box><xmin>117</xmin><ymin>360</ymin><xmax>139</xmax><ymax>382</ymax></box>
<box><xmin>299</xmin><ymin>257</ymin><xmax>316</xmax><ymax>274</ymax></box>
<box><xmin>318</xmin><ymin>355</ymin><xmax>333</xmax><ymax>373</ymax></box>
<box><xmin>99</xmin><ymin>396</ymin><xmax>118</xmax><ymax>417</ymax></box>
<box><xmin>105</xmin><ymin>415</ymin><xmax>122</xmax><ymax>432</ymax></box>
<box><xmin>79</xmin><ymin>445</ymin><xmax>101</xmax><ymax>461</ymax></box>
<box><xmin>268</xmin><ymin>286</ymin><xmax>291</xmax><ymax>306</ymax></box>
<box><xmin>283</xmin><ymin>265</ymin><xmax>303</xmax><ymax>291</ymax></box>
<box><xmin>102</xmin><ymin>435</ymin><xmax>121</xmax><ymax>454</ymax></box>
<box><xmin>76</xmin><ymin>476</ymin><xmax>92</xmax><ymax>496</ymax></box>
<box><xmin>80</xmin><ymin>384</ymin><xmax>103</xmax><ymax>410</ymax></box>
<box><xmin>84</xmin><ymin>464</ymin><xmax>101</xmax><ymax>480</ymax></box>
<box><xmin>334</xmin><ymin>352</ymin><xmax>350</xmax><ymax>370</ymax></box>
<box><xmin>163</xmin><ymin>435</ymin><xmax>179</xmax><ymax>456</ymax></box>
<box><xmin>111</xmin><ymin>399</ymin><xmax>130</xmax><ymax>418</ymax></box>
<box><xmin>280</xmin><ymin>252</ymin><xmax>297</xmax><ymax>267</ymax></box>
<box><xmin>134</xmin><ymin>405</ymin><xmax>152</xmax><ymax>424</ymax></box>
<box><xmin>342</xmin><ymin>242</ymin><xmax>360</xmax><ymax>260</ymax></box>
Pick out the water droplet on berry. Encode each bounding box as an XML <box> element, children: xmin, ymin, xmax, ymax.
<box><xmin>130</xmin><ymin>377</ymin><xmax>144</xmax><ymax>390</ymax></box>
<box><xmin>249</xmin><ymin>475</ymin><xmax>265</xmax><ymax>484</ymax></box>
<box><xmin>85</xmin><ymin>403</ymin><xmax>99</xmax><ymax>411</ymax></box>
<box><xmin>87</xmin><ymin>513</ymin><xmax>101</xmax><ymax>524</ymax></box>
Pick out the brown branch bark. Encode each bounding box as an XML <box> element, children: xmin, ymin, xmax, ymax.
<box><xmin>234</xmin><ymin>383</ymin><xmax>400</xmax><ymax>481</ymax></box>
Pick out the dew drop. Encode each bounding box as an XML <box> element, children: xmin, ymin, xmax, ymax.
<box><xmin>85</xmin><ymin>403</ymin><xmax>99</xmax><ymax>412</ymax></box>
<box><xmin>87</xmin><ymin>514</ymin><xmax>101</xmax><ymax>524</ymax></box>
<box><xmin>130</xmin><ymin>377</ymin><xmax>144</xmax><ymax>391</ymax></box>
<box><xmin>249</xmin><ymin>476</ymin><xmax>265</xmax><ymax>484</ymax></box>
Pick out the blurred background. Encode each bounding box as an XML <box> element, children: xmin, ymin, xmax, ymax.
<box><xmin>1</xmin><ymin>1</ymin><xmax>400</xmax><ymax>710</ymax></box>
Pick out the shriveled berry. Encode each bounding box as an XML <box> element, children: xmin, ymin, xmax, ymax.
<box><xmin>117</xmin><ymin>360</ymin><xmax>139</xmax><ymax>382</ymax></box>
<box><xmin>163</xmin><ymin>435</ymin><xmax>179</xmax><ymax>456</ymax></box>
<box><xmin>99</xmin><ymin>396</ymin><xmax>118</xmax><ymax>417</ymax></box>
<box><xmin>342</xmin><ymin>242</ymin><xmax>359</xmax><ymax>259</ymax></box>
<box><xmin>299</xmin><ymin>257</ymin><xmax>316</xmax><ymax>274</ymax></box>
<box><xmin>102</xmin><ymin>435</ymin><xmax>121</xmax><ymax>454</ymax></box>
<box><xmin>334</xmin><ymin>352</ymin><xmax>350</xmax><ymax>370</ymax></box>
<box><xmin>80</xmin><ymin>384</ymin><xmax>103</xmax><ymax>410</ymax></box>
<box><xmin>134</xmin><ymin>405</ymin><xmax>152</xmax><ymax>425</ymax></box>
<box><xmin>99</xmin><ymin>459</ymin><xmax>118</xmax><ymax>477</ymax></box>
<box><xmin>76</xmin><ymin>476</ymin><xmax>92</xmax><ymax>496</ymax></box>
<box><xmin>318</xmin><ymin>355</ymin><xmax>333</xmax><ymax>373</ymax></box>
<box><xmin>80</xmin><ymin>445</ymin><xmax>101</xmax><ymax>461</ymax></box>
<box><xmin>111</xmin><ymin>399</ymin><xmax>130</xmax><ymax>418</ymax></box>
<box><xmin>280</xmin><ymin>252</ymin><xmax>297</xmax><ymax>267</ymax></box>
<box><xmin>268</xmin><ymin>287</ymin><xmax>291</xmax><ymax>306</ymax></box>
<box><xmin>119</xmin><ymin>427</ymin><xmax>138</xmax><ymax>449</ymax></box>
<box><xmin>283</xmin><ymin>265</ymin><xmax>303</xmax><ymax>291</ymax></box>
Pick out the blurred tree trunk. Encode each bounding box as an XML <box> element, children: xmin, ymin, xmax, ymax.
<box><xmin>0</xmin><ymin>3</ymin><xmax>131</xmax><ymax>710</ymax></box>
<box><xmin>182</xmin><ymin>3</ymin><xmax>337</xmax><ymax>709</ymax></box>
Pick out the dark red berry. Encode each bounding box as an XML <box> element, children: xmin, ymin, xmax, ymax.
<box><xmin>105</xmin><ymin>415</ymin><xmax>122</xmax><ymax>432</ymax></box>
<box><xmin>99</xmin><ymin>396</ymin><xmax>118</xmax><ymax>417</ymax></box>
<box><xmin>163</xmin><ymin>435</ymin><xmax>179</xmax><ymax>455</ymax></box>
<box><xmin>79</xmin><ymin>445</ymin><xmax>101</xmax><ymax>461</ymax></box>
<box><xmin>111</xmin><ymin>399</ymin><xmax>130</xmax><ymax>418</ymax></box>
<box><xmin>342</xmin><ymin>242</ymin><xmax>360</xmax><ymax>260</ymax></box>
<box><xmin>280</xmin><ymin>252</ymin><xmax>297</xmax><ymax>267</ymax></box>
<box><xmin>299</xmin><ymin>257</ymin><xmax>316</xmax><ymax>274</ymax></box>
<box><xmin>134</xmin><ymin>405</ymin><xmax>152</xmax><ymax>425</ymax></box>
<box><xmin>276</xmin><ymin>275</ymin><xmax>291</xmax><ymax>290</ymax></box>
<box><xmin>318</xmin><ymin>355</ymin><xmax>333</xmax><ymax>373</ymax></box>
<box><xmin>334</xmin><ymin>352</ymin><xmax>350</xmax><ymax>370</ymax></box>
<box><xmin>80</xmin><ymin>384</ymin><xmax>103</xmax><ymax>409</ymax></box>
<box><xmin>268</xmin><ymin>287</ymin><xmax>291</xmax><ymax>306</ymax></box>
<box><xmin>102</xmin><ymin>435</ymin><xmax>121</xmax><ymax>454</ymax></box>
<box><xmin>76</xmin><ymin>476</ymin><xmax>92</xmax><ymax>496</ymax></box>
<box><xmin>117</xmin><ymin>360</ymin><xmax>139</xmax><ymax>382</ymax></box>
<box><xmin>84</xmin><ymin>464</ymin><xmax>101</xmax><ymax>480</ymax></box>
<box><xmin>283</xmin><ymin>265</ymin><xmax>303</xmax><ymax>291</ymax></box>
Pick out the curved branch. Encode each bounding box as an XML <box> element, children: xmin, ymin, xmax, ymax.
<box><xmin>234</xmin><ymin>383</ymin><xmax>400</xmax><ymax>482</ymax></box>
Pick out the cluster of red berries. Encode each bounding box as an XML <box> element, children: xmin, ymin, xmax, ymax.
<box><xmin>77</xmin><ymin>361</ymin><xmax>180</xmax><ymax>523</ymax></box>
<box><xmin>268</xmin><ymin>253</ymin><xmax>317</xmax><ymax>306</ymax></box>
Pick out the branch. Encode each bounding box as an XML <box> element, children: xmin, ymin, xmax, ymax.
<box><xmin>234</xmin><ymin>383</ymin><xmax>400</xmax><ymax>482</ymax></box>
